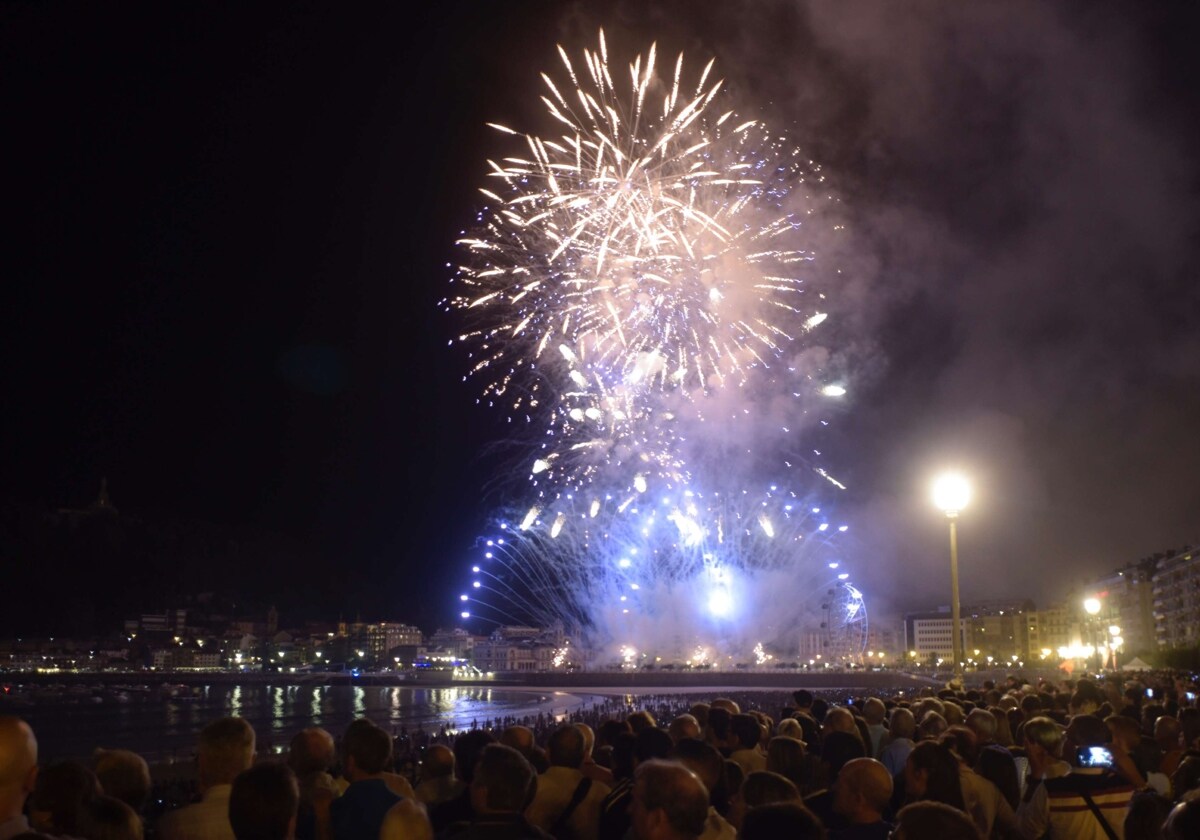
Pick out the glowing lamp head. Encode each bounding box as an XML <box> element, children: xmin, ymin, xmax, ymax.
<box><xmin>1084</xmin><ymin>597</ymin><xmax>1101</xmax><ymax>615</ymax></box>
<box><xmin>932</xmin><ymin>472</ymin><xmax>971</xmax><ymax>516</ymax></box>
<box><xmin>460</xmin><ymin>611</ymin><xmax>470</xmax><ymax>619</ymax></box>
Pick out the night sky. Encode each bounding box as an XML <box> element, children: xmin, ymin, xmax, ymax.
<box><xmin>3</xmin><ymin>1</ymin><xmax>1198</xmax><ymax>635</ymax></box>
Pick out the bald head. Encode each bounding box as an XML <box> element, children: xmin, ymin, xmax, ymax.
<box><xmin>499</xmin><ymin>726</ymin><xmax>534</xmax><ymax>753</ymax></box>
<box><xmin>834</xmin><ymin>758</ymin><xmax>893</xmax><ymax>822</ymax></box>
<box><xmin>0</xmin><ymin>717</ymin><xmax>38</xmax><ymax>819</ymax></box>
<box><xmin>824</xmin><ymin>707</ymin><xmax>857</xmax><ymax>735</ymax></box>
<box><xmin>421</xmin><ymin>744</ymin><xmax>455</xmax><ymax>781</ymax></box>
<box><xmin>668</xmin><ymin>715</ymin><xmax>701</xmax><ymax>743</ymax></box>
<box><xmin>288</xmin><ymin>728</ymin><xmax>335</xmax><ymax>775</ymax></box>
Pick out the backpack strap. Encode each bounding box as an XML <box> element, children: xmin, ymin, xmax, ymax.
<box><xmin>550</xmin><ymin>777</ymin><xmax>593</xmax><ymax>836</ymax></box>
<box><xmin>1078</xmin><ymin>787</ymin><xmax>1119</xmax><ymax>840</ymax></box>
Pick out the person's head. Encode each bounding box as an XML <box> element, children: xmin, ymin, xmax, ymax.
<box><xmin>452</xmin><ymin>729</ymin><xmax>495</xmax><ymax>784</ymax></box>
<box><xmin>575</xmin><ymin>723</ymin><xmax>596</xmax><ymax>758</ymax></box>
<box><xmin>1155</xmin><ymin>715</ymin><xmax>1182</xmax><ymax>751</ymax></box>
<box><xmin>705</xmin><ymin>707</ymin><xmax>732</xmax><ymax>748</ymax></box>
<box><xmin>198</xmin><ymin>717</ymin><xmax>256</xmax><ymax>789</ymax></box>
<box><xmin>287</xmin><ymin>728</ymin><xmax>335</xmax><ymax>776</ymax></box>
<box><xmin>0</xmin><ymin>716</ymin><xmax>38</xmax><ymax>819</ymax></box>
<box><xmin>793</xmin><ymin>690</ymin><xmax>814</xmax><ymax>710</ymax></box>
<box><xmin>628</xmin><ymin>710</ymin><xmax>657</xmax><ymax>734</ymax></box>
<box><xmin>731</xmin><ymin>714</ymin><xmax>763</xmax><ymax>751</ymax></box>
<box><xmin>905</xmin><ymin>741</ymin><xmax>965</xmax><ymax>810</ymax></box>
<box><xmin>671</xmin><ymin>738</ymin><xmax>724</xmax><ymax>797</ymax></box>
<box><xmin>669</xmin><ymin>715</ymin><xmax>701</xmax><ymax>743</ymax></box>
<box><xmin>766</xmin><ymin>736</ymin><xmax>806</xmax><ymax>789</ymax></box>
<box><xmin>1065</xmin><ymin>714</ymin><xmax>1110</xmax><ymax>766</ymax></box>
<box><xmin>1164</xmin><ymin>798</ymin><xmax>1200</xmax><ymax>840</ymax></box>
<box><xmin>1105</xmin><ymin>714</ymin><xmax>1141</xmax><ymax>752</ymax></box>
<box><xmin>31</xmin><ymin>760</ymin><xmax>99</xmax><ymax>835</ymax></box>
<box><xmin>776</xmin><ymin>718</ymin><xmax>803</xmax><ymax>741</ymax></box>
<box><xmin>833</xmin><ymin>758</ymin><xmax>892</xmax><ymax>824</ymax></box>
<box><xmin>1124</xmin><ymin>790</ymin><xmax>1172</xmax><ymax>840</ymax></box>
<box><xmin>892</xmin><ymin>801</ymin><xmax>982</xmax><ymax>840</ymax></box>
<box><xmin>712</xmin><ymin>698</ymin><xmax>741</xmax><ymax>715</ymax></box>
<box><xmin>823</xmin><ymin>707</ymin><xmax>856</xmax><ymax>736</ymax></box>
<box><xmin>940</xmin><ymin>726</ymin><xmax>979</xmax><ymax>767</ymax></box>
<box><xmin>379</xmin><ymin>799</ymin><xmax>433</xmax><ymax>840</ymax></box>
<box><xmin>889</xmin><ymin>708</ymin><xmax>916</xmax><ymax>740</ymax></box>
<box><xmin>229</xmin><ymin>763</ymin><xmax>299</xmax><ymax>840</ymax></box>
<box><xmin>964</xmin><ymin>708</ymin><xmax>997</xmax><ymax>743</ymax></box>
<box><xmin>635</xmin><ymin>727</ymin><xmax>675</xmax><ymax>766</ymax></box>
<box><xmin>820</xmin><ymin>731</ymin><xmax>866</xmax><ymax>783</ymax></box>
<box><xmin>342</xmin><ymin>719</ymin><xmax>392</xmax><ymax>778</ymax></box>
<box><xmin>547</xmin><ymin>724</ymin><xmax>586</xmax><ymax>769</ymax></box>
<box><xmin>631</xmin><ymin>760</ymin><xmax>709</xmax><ymax>840</ymax></box>
<box><xmin>79</xmin><ymin>794</ymin><xmax>143</xmax><ymax>840</ymax></box>
<box><xmin>740</xmin><ymin>771</ymin><xmax>800</xmax><ymax>808</ymax></box>
<box><xmin>917</xmin><ymin>712</ymin><xmax>949</xmax><ymax>741</ymax></box>
<box><xmin>1023</xmin><ymin>716</ymin><xmax>1064</xmax><ymax>761</ymax></box>
<box><xmin>499</xmin><ymin>725</ymin><xmax>534</xmax><ymax>753</ymax></box>
<box><xmin>740</xmin><ymin>802</ymin><xmax>826</xmax><ymax>840</ymax></box>
<box><xmin>470</xmin><ymin>744</ymin><xmax>535</xmax><ymax>814</ymax></box>
<box><xmin>93</xmin><ymin>749</ymin><xmax>151</xmax><ymax>812</ymax></box>
<box><xmin>420</xmin><ymin>744</ymin><xmax>455</xmax><ymax>781</ymax></box>
<box><xmin>862</xmin><ymin>698</ymin><xmax>886</xmax><ymax>727</ymax></box>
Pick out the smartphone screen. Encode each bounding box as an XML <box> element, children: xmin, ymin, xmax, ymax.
<box><xmin>1078</xmin><ymin>746</ymin><xmax>1113</xmax><ymax>767</ymax></box>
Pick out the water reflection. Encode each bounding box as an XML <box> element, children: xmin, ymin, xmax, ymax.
<box><xmin>230</xmin><ymin>685</ymin><xmax>242</xmax><ymax>716</ymax></box>
<box><xmin>353</xmin><ymin>686</ymin><xmax>365</xmax><ymax>717</ymax></box>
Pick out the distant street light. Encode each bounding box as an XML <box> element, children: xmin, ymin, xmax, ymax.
<box><xmin>932</xmin><ymin>471</ymin><xmax>971</xmax><ymax>684</ymax></box>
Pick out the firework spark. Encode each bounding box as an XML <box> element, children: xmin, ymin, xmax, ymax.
<box><xmin>449</xmin><ymin>30</ymin><xmax>832</xmax><ymax>493</ymax></box>
<box><xmin>448</xmin><ymin>32</ymin><xmax>862</xmax><ymax>662</ymax></box>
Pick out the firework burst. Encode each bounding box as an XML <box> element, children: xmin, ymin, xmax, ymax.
<box><xmin>447</xmin><ymin>32</ymin><xmax>861</xmax><ymax>662</ymax></box>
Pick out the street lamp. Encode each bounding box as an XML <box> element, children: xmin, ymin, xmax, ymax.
<box><xmin>932</xmin><ymin>471</ymin><xmax>971</xmax><ymax>684</ymax></box>
<box><xmin>1083</xmin><ymin>597</ymin><xmax>1102</xmax><ymax>671</ymax></box>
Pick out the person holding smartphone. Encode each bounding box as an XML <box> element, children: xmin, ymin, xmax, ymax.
<box><xmin>1015</xmin><ymin>716</ymin><xmax>1135</xmax><ymax>840</ymax></box>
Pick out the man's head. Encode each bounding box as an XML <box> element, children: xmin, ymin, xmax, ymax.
<box><xmin>631</xmin><ymin>760</ymin><xmax>709</xmax><ymax>840</ymax></box>
<box><xmin>964</xmin><ymin>709</ymin><xmax>997</xmax><ymax>743</ymax></box>
<box><xmin>739</xmin><ymin>802</ymin><xmax>825</xmax><ymax>840</ymax></box>
<box><xmin>671</xmin><ymin>738</ymin><xmax>724</xmax><ymax>796</ymax></box>
<box><xmin>499</xmin><ymin>725</ymin><xmax>534</xmax><ymax>753</ymax></box>
<box><xmin>668</xmin><ymin>715</ymin><xmax>701</xmax><ymax>743</ymax></box>
<box><xmin>470</xmin><ymin>744</ymin><xmax>535</xmax><ymax>814</ymax></box>
<box><xmin>1065</xmin><ymin>714</ymin><xmax>1110</xmax><ymax>766</ymax></box>
<box><xmin>287</xmin><ymin>728</ymin><xmax>335</xmax><ymax>777</ymax></box>
<box><xmin>420</xmin><ymin>744</ymin><xmax>455</xmax><ymax>781</ymax></box>
<box><xmin>342</xmin><ymin>719</ymin><xmax>392</xmax><ymax>779</ymax></box>
<box><xmin>892</xmin><ymin>801</ymin><xmax>983</xmax><ymax>840</ymax></box>
<box><xmin>229</xmin><ymin>763</ymin><xmax>299</xmax><ymax>840</ymax></box>
<box><xmin>547</xmin><ymin>724</ymin><xmax>586</xmax><ymax>769</ymax></box>
<box><xmin>575</xmin><ymin>723</ymin><xmax>596</xmax><ymax>758</ymax></box>
<box><xmin>793</xmin><ymin>690</ymin><xmax>814</xmax><ymax>710</ymax></box>
<box><xmin>93</xmin><ymin>749</ymin><xmax>151</xmax><ymax>812</ymax></box>
<box><xmin>731</xmin><ymin>714</ymin><xmax>763</xmax><ymax>751</ymax></box>
<box><xmin>821</xmin><ymin>731</ymin><xmax>866</xmax><ymax>783</ymax></box>
<box><xmin>862</xmin><ymin>698</ymin><xmax>886</xmax><ymax>727</ymax></box>
<box><xmin>823</xmin><ymin>707</ymin><xmax>856</xmax><ymax>736</ymax></box>
<box><xmin>452</xmin><ymin>730</ymin><xmax>496</xmax><ymax>784</ymax></box>
<box><xmin>1155</xmin><ymin>715</ymin><xmax>1181</xmax><ymax>751</ymax></box>
<box><xmin>1023</xmin><ymin>716</ymin><xmax>1064</xmax><ymax>761</ymax></box>
<box><xmin>0</xmin><ymin>716</ymin><xmax>38</xmax><ymax>820</ymax></box>
<box><xmin>198</xmin><ymin>717</ymin><xmax>255</xmax><ymax>790</ymax></box>
<box><xmin>888</xmin><ymin>708</ymin><xmax>916</xmax><ymax>740</ymax></box>
<box><xmin>833</xmin><ymin>757</ymin><xmax>893</xmax><ymax>824</ymax></box>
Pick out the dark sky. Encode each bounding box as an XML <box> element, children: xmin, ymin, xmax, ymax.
<box><xmin>3</xmin><ymin>1</ymin><xmax>1198</xmax><ymax>632</ymax></box>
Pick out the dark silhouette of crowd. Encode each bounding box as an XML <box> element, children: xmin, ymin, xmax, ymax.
<box><xmin>3</xmin><ymin>671</ymin><xmax>1200</xmax><ymax>840</ymax></box>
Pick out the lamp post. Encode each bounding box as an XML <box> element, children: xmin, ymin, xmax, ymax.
<box><xmin>932</xmin><ymin>472</ymin><xmax>971</xmax><ymax>685</ymax></box>
<box><xmin>1084</xmin><ymin>597</ymin><xmax>1101</xmax><ymax>672</ymax></box>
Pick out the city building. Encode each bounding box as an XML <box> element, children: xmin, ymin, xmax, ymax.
<box><xmin>1153</xmin><ymin>546</ymin><xmax>1200</xmax><ymax>651</ymax></box>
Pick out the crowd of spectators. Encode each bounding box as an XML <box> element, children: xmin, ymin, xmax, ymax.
<box><xmin>3</xmin><ymin>671</ymin><xmax>1200</xmax><ymax>839</ymax></box>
